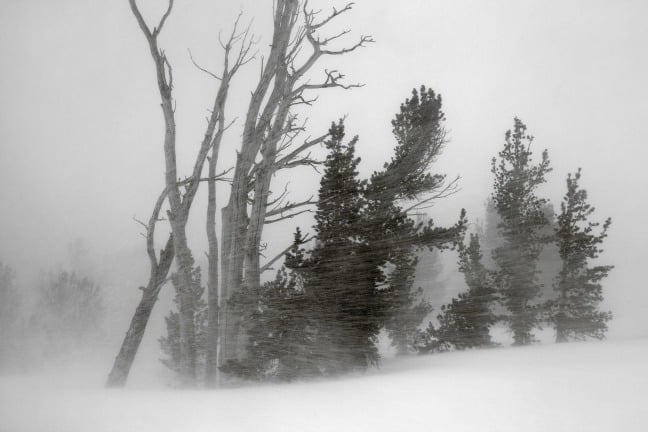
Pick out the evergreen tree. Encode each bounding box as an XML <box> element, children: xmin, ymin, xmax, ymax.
<box><xmin>369</xmin><ymin>86</ymin><xmax>447</xmax><ymax>201</ymax></box>
<box><xmin>223</xmin><ymin>87</ymin><xmax>466</xmax><ymax>378</ymax></box>
<box><xmin>490</xmin><ymin>118</ymin><xmax>552</xmax><ymax>345</ymax></box>
<box><xmin>366</xmin><ymin>86</ymin><xmax>465</xmax><ymax>353</ymax></box>
<box><xmin>32</xmin><ymin>270</ymin><xmax>103</xmax><ymax>344</ymax></box>
<box><xmin>420</xmin><ymin>234</ymin><xmax>497</xmax><ymax>352</ymax></box>
<box><xmin>306</xmin><ymin>120</ymin><xmax>382</xmax><ymax>373</ymax></box>
<box><xmin>415</xmin><ymin>234</ymin><xmax>496</xmax><ymax>352</ymax></box>
<box><xmin>221</xmin><ymin>228</ymin><xmax>318</xmax><ymax>381</ymax></box>
<box><xmin>159</xmin><ymin>256</ymin><xmax>207</xmax><ymax>379</ymax></box>
<box><xmin>381</xmin><ymin>252</ymin><xmax>431</xmax><ymax>354</ymax></box>
<box><xmin>552</xmin><ymin>169</ymin><xmax>612</xmax><ymax>342</ymax></box>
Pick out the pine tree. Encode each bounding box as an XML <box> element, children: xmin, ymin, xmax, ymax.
<box><xmin>381</xmin><ymin>252</ymin><xmax>431</xmax><ymax>354</ymax></box>
<box><xmin>417</xmin><ymin>234</ymin><xmax>496</xmax><ymax>352</ymax></box>
<box><xmin>223</xmin><ymin>87</ymin><xmax>466</xmax><ymax>377</ymax></box>
<box><xmin>369</xmin><ymin>86</ymin><xmax>447</xmax><ymax>201</ymax></box>
<box><xmin>552</xmin><ymin>169</ymin><xmax>612</xmax><ymax>342</ymax></box>
<box><xmin>221</xmin><ymin>228</ymin><xmax>318</xmax><ymax>381</ymax></box>
<box><xmin>367</xmin><ymin>86</ymin><xmax>465</xmax><ymax>353</ymax></box>
<box><xmin>305</xmin><ymin>120</ymin><xmax>382</xmax><ymax>374</ymax></box>
<box><xmin>159</xmin><ymin>256</ymin><xmax>207</xmax><ymax>380</ymax></box>
<box><xmin>491</xmin><ymin>118</ymin><xmax>552</xmax><ymax>345</ymax></box>
<box><xmin>32</xmin><ymin>270</ymin><xmax>103</xmax><ymax>344</ymax></box>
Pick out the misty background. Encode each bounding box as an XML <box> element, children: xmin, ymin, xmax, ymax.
<box><xmin>1</xmin><ymin>0</ymin><xmax>647</xmax><ymax>377</ymax></box>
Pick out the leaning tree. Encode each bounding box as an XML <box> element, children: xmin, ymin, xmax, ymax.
<box><xmin>108</xmin><ymin>0</ymin><xmax>373</xmax><ymax>387</ymax></box>
<box><xmin>107</xmin><ymin>0</ymin><xmax>252</xmax><ymax>387</ymax></box>
<box><xmin>216</xmin><ymin>0</ymin><xmax>374</xmax><ymax>376</ymax></box>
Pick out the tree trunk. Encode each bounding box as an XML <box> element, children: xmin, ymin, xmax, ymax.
<box><xmin>107</xmin><ymin>235</ymin><xmax>174</xmax><ymax>387</ymax></box>
<box><xmin>219</xmin><ymin>199</ymin><xmax>247</xmax><ymax>364</ymax></box>
<box><xmin>169</xmin><ymin>221</ymin><xmax>197</xmax><ymax>385</ymax></box>
<box><xmin>107</xmin><ymin>290</ymin><xmax>157</xmax><ymax>387</ymax></box>
<box><xmin>205</xmin><ymin>130</ymin><xmax>221</xmax><ymax>386</ymax></box>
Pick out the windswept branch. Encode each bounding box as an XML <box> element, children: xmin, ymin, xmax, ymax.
<box><xmin>305</xmin><ymin>1</ymin><xmax>354</xmax><ymax>31</ymax></box>
<box><xmin>182</xmin><ymin>19</ymin><xmax>256</xmax><ymax>213</ymax></box>
<box><xmin>260</xmin><ymin>233</ymin><xmax>313</xmax><ymax>273</ymax></box>
<box><xmin>292</xmin><ymin>69</ymin><xmax>363</xmax><ymax>96</ymax></box>
<box><xmin>264</xmin><ymin>209</ymin><xmax>312</xmax><ymax>224</ymax></box>
<box><xmin>265</xmin><ymin>196</ymin><xmax>316</xmax><ymax>218</ymax></box>
<box><xmin>274</xmin><ymin>133</ymin><xmax>328</xmax><ymax>170</ymax></box>
<box><xmin>132</xmin><ymin>187</ymin><xmax>170</xmax><ymax>272</ymax></box>
<box><xmin>188</xmin><ymin>49</ymin><xmax>222</xmax><ymax>80</ymax></box>
<box><xmin>403</xmin><ymin>175</ymin><xmax>461</xmax><ymax>213</ymax></box>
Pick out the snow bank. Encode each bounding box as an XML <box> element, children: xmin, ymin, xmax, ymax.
<box><xmin>1</xmin><ymin>338</ymin><xmax>646</xmax><ymax>432</ymax></box>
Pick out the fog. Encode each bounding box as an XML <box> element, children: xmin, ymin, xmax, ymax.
<box><xmin>0</xmin><ymin>0</ymin><xmax>647</xmax><ymax>384</ymax></box>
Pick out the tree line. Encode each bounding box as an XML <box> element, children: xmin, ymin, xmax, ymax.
<box><xmin>417</xmin><ymin>119</ymin><xmax>612</xmax><ymax>353</ymax></box>
<box><xmin>104</xmin><ymin>0</ymin><xmax>613</xmax><ymax>387</ymax></box>
<box><xmin>0</xmin><ymin>262</ymin><xmax>104</xmax><ymax>370</ymax></box>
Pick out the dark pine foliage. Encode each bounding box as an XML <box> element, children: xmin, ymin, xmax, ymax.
<box><xmin>367</xmin><ymin>86</ymin><xmax>466</xmax><ymax>353</ymax></box>
<box><xmin>305</xmin><ymin>120</ymin><xmax>383</xmax><ymax>373</ymax></box>
<box><xmin>223</xmin><ymin>87</ymin><xmax>466</xmax><ymax>380</ymax></box>
<box><xmin>418</xmin><ymin>234</ymin><xmax>497</xmax><ymax>352</ymax></box>
<box><xmin>490</xmin><ymin>118</ymin><xmax>552</xmax><ymax>345</ymax></box>
<box><xmin>159</xmin><ymin>255</ymin><xmax>207</xmax><ymax>378</ymax></box>
<box><xmin>551</xmin><ymin>169</ymin><xmax>612</xmax><ymax>342</ymax></box>
<box><xmin>220</xmin><ymin>228</ymin><xmax>319</xmax><ymax>381</ymax></box>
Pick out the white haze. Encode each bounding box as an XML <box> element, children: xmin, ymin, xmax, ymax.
<box><xmin>0</xmin><ymin>1</ymin><xmax>647</xmax><ymax>424</ymax></box>
<box><xmin>2</xmin><ymin>338</ymin><xmax>647</xmax><ymax>431</ymax></box>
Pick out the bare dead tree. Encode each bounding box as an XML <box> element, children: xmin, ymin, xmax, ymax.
<box><xmin>107</xmin><ymin>0</ymin><xmax>251</xmax><ymax>387</ymax></box>
<box><xmin>219</xmin><ymin>0</ymin><xmax>373</xmax><ymax>366</ymax></box>
<box><xmin>106</xmin><ymin>190</ymin><xmax>173</xmax><ymax>387</ymax></box>
<box><xmin>202</xmin><ymin>15</ymin><xmax>256</xmax><ymax>387</ymax></box>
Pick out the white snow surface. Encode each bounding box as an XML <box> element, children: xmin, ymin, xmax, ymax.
<box><xmin>1</xmin><ymin>338</ymin><xmax>646</xmax><ymax>432</ymax></box>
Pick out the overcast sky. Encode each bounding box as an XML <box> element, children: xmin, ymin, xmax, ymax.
<box><xmin>1</xmin><ymin>0</ymin><xmax>647</xmax><ymax>338</ymax></box>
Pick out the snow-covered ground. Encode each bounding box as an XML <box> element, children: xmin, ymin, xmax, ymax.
<box><xmin>1</xmin><ymin>338</ymin><xmax>646</xmax><ymax>432</ymax></box>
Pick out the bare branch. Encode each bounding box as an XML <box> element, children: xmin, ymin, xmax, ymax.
<box><xmin>260</xmin><ymin>234</ymin><xmax>313</xmax><ymax>273</ymax></box>
<box><xmin>153</xmin><ymin>0</ymin><xmax>174</xmax><ymax>37</ymax></box>
<box><xmin>264</xmin><ymin>209</ymin><xmax>312</xmax><ymax>224</ymax></box>
<box><xmin>293</xmin><ymin>69</ymin><xmax>363</xmax><ymax>95</ymax></box>
<box><xmin>175</xmin><ymin>167</ymin><xmax>234</xmax><ymax>187</ymax></box>
<box><xmin>321</xmin><ymin>35</ymin><xmax>374</xmax><ymax>56</ymax></box>
<box><xmin>280</xmin><ymin>155</ymin><xmax>322</xmax><ymax>172</ymax></box>
<box><xmin>188</xmin><ymin>49</ymin><xmax>223</xmax><ymax>80</ymax></box>
<box><xmin>265</xmin><ymin>196</ymin><xmax>316</xmax><ymax>218</ymax></box>
<box><xmin>274</xmin><ymin>132</ymin><xmax>328</xmax><ymax>170</ymax></box>
<box><xmin>320</xmin><ymin>29</ymin><xmax>351</xmax><ymax>46</ymax></box>
<box><xmin>135</xmin><ymin>187</ymin><xmax>170</xmax><ymax>271</ymax></box>
<box><xmin>129</xmin><ymin>1</ymin><xmax>151</xmax><ymax>39</ymax></box>
<box><xmin>403</xmin><ymin>176</ymin><xmax>462</xmax><ymax>213</ymax></box>
<box><xmin>266</xmin><ymin>182</ymin><xmax>291</xmax><ymax>207</ymax></box>
<box><xmin>133</xmin><ymin>216</ymin><xmax>149</xmax><ymax>233</ymax></box>
<box><xmin>305</xmin><ymin>1</ymin><xmax>354</xmax><ymax>31</ymax></box>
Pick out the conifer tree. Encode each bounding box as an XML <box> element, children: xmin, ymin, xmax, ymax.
<box><xmin>490</xmin><ymin>118</ymin><xmax>552</xmax><ymax>345</ymax></box>
<box><xmin>220</xmin><ymin>228</ymin><xmax>318</xmax><ymax>381</ymax></box>
<box><xmin>32</xmin><ymin>270</ymin><xmax>103</xmax><ymax>344</ymax></box>
<box><xmin>223</xmin><ymin>88</ymin><xmax>466</xmax><ymax>378</ymax></box>
<box><xmin>381</xmin><ymin>252</ymin><xmax>431</xmax><ymax>354</ymax></box>
<box><xmin>552</xmin><ymin>169</ymin><xmax>612</xmax><ymax>342</ymax></box>
<box><xmin>417</xmin><ymin>234</ymin><xmax>496</xmax><ymax>352</ymax></box>
<box><xmin>159</xmin><ymin>256</ymin><xmax>207</xmax><ymax>380</ymax></box>
<box><xmin>306</xmin><ymin>120</ymin><xmax>382</xmax><ymax>373</ymax></box>
<box><xmin>367</xmin><ymin>86</ymin><xmax>465</xmax><ymax>353</ymax></box>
